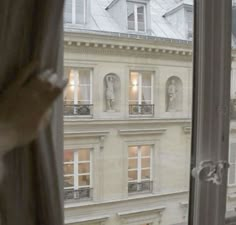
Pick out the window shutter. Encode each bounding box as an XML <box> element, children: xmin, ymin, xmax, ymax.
<box><xmin>64</xmin><ymin>0</ymin><xmax>72</xmax><ymax>23</ymax></box>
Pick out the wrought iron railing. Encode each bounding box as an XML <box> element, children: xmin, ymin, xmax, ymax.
<box><xmin>129</xmin><ymin>104</ymin><xmax>154</xmax><ymax>115</ymax></box>
<box><xmin>64</xmin><ymin>104</ymin><xmax>93</xmax><ymax>116</ymax></box>
<box><xmin>128</xmin><ymin>181</ymin><xmax>153</xmax><ymax>194</ymax></box>
<box><xmin>64</xmin><ymin>188</ymin><xmax>93</xmax><ymax>201</ymax></box>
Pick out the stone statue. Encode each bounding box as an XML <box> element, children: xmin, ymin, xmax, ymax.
<box><xmin>167</xmin><ymin>79</ymin><xmax>177</xmax><ymax>111</ymax></box>
<box><xmin>105</xmin><ymin>75</ymin><xmax>115</xmax><ymax>111</ymax></box>
<box><xmin>0</xmin><ymin>62</ymin><xmax>66</xmax><ymax>181</ymax></box>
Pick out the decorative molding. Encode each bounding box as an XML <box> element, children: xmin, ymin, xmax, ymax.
<box><xmin>179</xmin><ymin>201</ymin><xmax>189</xmax><ymax>220</ymax></box>
<box><xmin>119</xmin><ymin>128</ymin><xmax>167</xmax><ymax>136</ymax></box>
<box><xmin>64</xmin><ymin>131</ymin><xmax>110</xmax><ymax>138</ymax></box>
<box><xmin>65</xmin><ymin>215</ymin><xmax>110</xmax><ymax>225</ymax></box>
<box><xmin>118</xmin><ymin>206</ymin><xmax>166</xmax><ymax>225</ymax></box>
<box><xmin>183</xmin><ymin>126</ymin><xmax>191</xmax><ymax>134</ymax></box>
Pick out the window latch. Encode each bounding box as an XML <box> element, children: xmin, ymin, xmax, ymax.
<box><xmin>192</xmin><ymin>160</ymin><xmax>230</xmax><ymax>185</ymax></box>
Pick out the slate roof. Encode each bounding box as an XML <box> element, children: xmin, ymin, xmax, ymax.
<box><xmin>65</xmin><ymin>0</ymin><xmax>193</xmax><ymax>41</ymax></box>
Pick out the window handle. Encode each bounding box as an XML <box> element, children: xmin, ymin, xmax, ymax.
<box><xmin>192</xmin><ymin>160</ymin><xmax>230</xmax><ymax>185</ymax></box>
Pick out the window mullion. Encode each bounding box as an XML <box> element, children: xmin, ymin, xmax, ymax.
<box><xmin>138</xmin><ymin>73</ymin><xmax>142</xmax><ymax>104</ymax></box>
<box><xmin>134</xmin><ymin>4</ymin><xmax>138</xmax><ymax>32</ymax></box>
<box><xmin>74</xmin><ymin>70</ymin><xmax>79</xmax><ymax>104</ymax></box>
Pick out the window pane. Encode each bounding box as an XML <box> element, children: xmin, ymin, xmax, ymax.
<box><xmin>127</xmin><ymin>3</ymin><xmax>135</xmax><ymax>30</ymax></box>
<box><xmin>76</xmin><ymin>0</ymin><xmax>85</xmax><ymax>24</ymax></box>
<box><xmin>141</xmin><ymin>146</ymin><xmax>151</xmax><ymax>156</ymax></box>
<box><xmin>142</xmin><ymin>73</ymin><xmax>152</xmax><ymax>86</ymax></box>
<box><xmin>141</xmin><ymin>169</ymin><xmax>150</xmax><ymax>180</ymax></box>
<box><xmin>128</xmin><ymin>146</ymin><xmax>138</xmax><ymax>157</ymax></box>
<box><xmin>64</xmin><ymin>0</ymin><xmax>72</xmax><ymax>23</ymax></box>
<box><xmin>130</xmin><ymin>72</ymin><xmax>139</xmax><ymax>86</ymax></box>
<box><xmin>128</xmin><ymin>171</ymin><xmax>137</xmax><ymax>181</ymax></box>
<box><xmin>78</xmin><ymin>86</ymin><xmax>90</xmax><ymax>102</ymax></box>
<box><xmin>64</xmin><ymin>176</ymin><xmax>74</xmax><ymax>188</ymax></box>
<box><xmin>79</xmin><ymin>69</ymin><xmax>90</xmax><ymax>85</ymax></box>
<box><xmin>64</xmin><ymin>164</ymin><xmax>74</xmax><ymax>175</ymax></box>
<box><xmin>79</xmin><ymin>163</ymin><xmax>90</xmax><ymax>173</ymax></box>
<box><xmin>64</xmin><ymin>151</ymin><xmax>74</xmax><ymax>162</ymax></box>
<box><xmin>79</xmin><ymin>149</ymin><xmax>90</xmax><ymax>161</ymax></box>
<box><xmin>129</xmin><ymin>87</ymin><xmax>138</xmax><ymax>102</ymax></box>
<box><xmin>79</xmin><ymin>175</ymin><xmax>90</xmax><ymax>186</ymax></box>
<box><xmin>128</xmin><ymin>159</ymin><xmax>138</xmax><ymax>169</ymax></box>
<box><xmin>142</xmin><ymin>87</ymin><xmax>151</xmax><ymax>102</ymax></box>
<box><xmin>141</xmin><ymin>158</ymin><xmax>150</xmax><ymax>168</ymax></box>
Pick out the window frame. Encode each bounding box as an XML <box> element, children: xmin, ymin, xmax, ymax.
<box><xmin>189</xmin><ymin>0</ymin><xmax>232</xmax><ymax>225</ymax></box>
<box><xmin>65</xmin><ymin>0</ymin><xmax>87</xmax><ymax>25</ymax></box>
<box><xmin>127</xmin><ymin>1</ymin><xmax>147</xmax><ymax>33</ymax></box>
<box><xmin>128</xmin><ymin>145</ymin><xmax>153</xmax><ymax>194</ymax></box>
<box><xmin>64</xmin><ymin>148</ymin><xmax>93</xmax><ymax>201</ymax></box>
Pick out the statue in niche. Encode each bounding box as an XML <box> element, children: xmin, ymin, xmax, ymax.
<box><xmin>105</xmin><ymin>75</ymin><xmax>115</xmax><ymax>111</ymax></box>
<box><xmin>166</xmin><ymin>76</ymin><xmax>183</xmax><ymax>112</ymax></box>
<box><xmin>104</xmin><ymin>73</ymin><xmax>120</xmax><ymax>112</ymax></box>
<box><xmin>167</xmin><ymin>79</ymin><xmax>177</xmax><ymax>111</ymax></box>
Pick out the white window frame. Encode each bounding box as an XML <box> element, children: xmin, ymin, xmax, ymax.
<box><xmin>69</xmin><ymin>0</ymin><xmax>87</xmax><ymax>25</ymax></box>
<box><xmin>66</xmin><ymin>68</ymin><xmax>93</xmax><ymax>105</ymax></box>
<box><xmin>64</xmin><ymin>149</ymin><xmax>93</xmax><ymax>199</ymax></box>
<box><xmin>127</xmin><ymin>2</ymin><xmax>147</xmax><ymax>32</ymax></box>
<box><xmin>129</xmin><ymin>71</ymin><xmax>154</xmax><ymax>104</ymax></box>
<box><xmin>128</xmin><ymin>145</ymin><xmax>153</xmax><ymax>193</ymax></box>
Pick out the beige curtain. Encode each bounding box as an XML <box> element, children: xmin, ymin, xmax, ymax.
<box><xmin>0</xmin><ymin>0</ymin><xmax>64</xmax><ymax>225</ymax></box>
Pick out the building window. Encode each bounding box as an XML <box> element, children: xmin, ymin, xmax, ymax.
<box><xmin>128</xmin><ymin>145</ymin><xmax>153</xmax><ymax>194</ymax></box>
<box><xmin>64</xmin><ymin>68</ymin><xmax>93</xmax><ymax>116</ymax></box>
<box><xmin>127</xmin><ymin>2</ymin><xmax>146</xmax><ymax>32</ymax></box>
<box><xmin>129</xmin><ymin>71</ymin><xmax>154</xmax><ymax>115</ymax></box>
<box><xmin>229</xmin><ymin>143</ymin><xmax>236</xmax><ymax>185</ymax></box>
<box><xmin>186</xmin><ymin>9</ymin><xmax>193</xmax><ymax>39</ymax></box>
<box><xmin>64</xmin><ymin>0</ymin><xmax>87</xmax><ymax>24</ymax></box>
<box><xmin>64</xmin><ymin>149</ymin><xmax>92</xmax><ymax>201</ymax></box>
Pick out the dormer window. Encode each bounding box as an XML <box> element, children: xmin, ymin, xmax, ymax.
<box><xmin>64</xmin><ymin>0</ymin><xmax>87</xmax><ymax>25</ymax></box>
<box><xmin>127</xmin><ymin>2</ymin><xmax>146</xmax><ymax>32</ymax></box>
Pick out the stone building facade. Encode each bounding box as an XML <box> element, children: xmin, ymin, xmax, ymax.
<box><xmin>63</xmin><ymin>0</ymin><xmax>236</xmax><ymax>224</ymax></box>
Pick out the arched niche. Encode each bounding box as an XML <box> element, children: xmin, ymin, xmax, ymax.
<box><xmin>103</xmin><ymin>73</ymin><xmax>121</xmax><ymax>112</ymax></box>
<box><xmin>166</xmin><ymin>76</ymin><xmax>183</xmax><ymax>112</ymax></box>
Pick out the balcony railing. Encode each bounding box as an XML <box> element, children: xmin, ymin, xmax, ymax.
<box><xmin>64</xmin><ymin>188</ymin><xmax>93</xmax><ymax>201</ymax></box>
<box><xmin>64</xmin><ymin>104</ymin><xmax>93</xmax><ymax>116</ymax></box>
<box><xmin>128</xmin><ymin>181</ymin><xmax>153</xmax><ymax>194</ymax></box>
<box><xmin>129</xmin><ymin>104</ymin><xmax>154</xmax><ymax>115</ymax></box>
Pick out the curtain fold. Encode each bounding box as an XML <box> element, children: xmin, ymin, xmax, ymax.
<box><xmin>0</xmin><ymin>0</ymin><xmax>64</xmax><ymax>224</ymax></box>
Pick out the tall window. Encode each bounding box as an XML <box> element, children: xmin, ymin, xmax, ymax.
<box><xmin>64</xmin><ymin>0</ymin><xmax>87</xmax><ymax>24</ymax></box>
<box><xmin>64</xmin><ymin>68</ymin><xmax>93</xmax><ymax>115</ymax></box>
<box><xmin>128</xmin><ymin>145</ymin><xmax>153</xmax><ymax>194</ymax></box>
<box><xmin>64</xmin><ymin>149</ymin><xmax>92</xmax><ymax>201</ymax></box>
<box><xmin>229</xmin><ymin>143</ymin><xmax>236</xmax><ymax>185</ymax></box>
<box><xmin>129</xmin><ymin>71</ymin><xmax>153</xmax><ymax>115</ymax></box>
<box><xmin>127</xmin><ymin>2</ymin><xmax>146</xmax><ymax>32</ymax></box>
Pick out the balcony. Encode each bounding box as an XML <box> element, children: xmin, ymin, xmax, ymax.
<box><xmin>129</xmin><ymin>104</ymin><xmax>154</xmax><ymax>116</ymax></box>
<box><xmin>128</xmin><ymin>181</ymin><xmax>153</xmax><ymax>194</ymax></box>
<box><xmin>64</xmin><ymin>188</ymin><xmax>93</xmax><ymax>201</ymax></box>
<box><xmin>64</xmin><ymin>104</ymin><xmax>93</xmax><ymax>116</ymax></box>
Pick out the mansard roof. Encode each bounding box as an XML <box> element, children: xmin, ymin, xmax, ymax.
<box><xmin>64</xmin><ymin>0</ymin><xmax>193</xmax><ymax>41</ymax></box>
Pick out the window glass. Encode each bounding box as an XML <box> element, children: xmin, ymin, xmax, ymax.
<box><xmin>64</xmin><ymin>0</ymin><xmax>73</xmax><ymax>23</ymax></box>
<box><xmin>127</xmin><ymin>2</ymin><xmax>135</xmax><ymax>31</ymax></box>
<box><xmin>76</xmin><ymin>0</ymin><xmax>85</xmax><ymax>24</ymax></box>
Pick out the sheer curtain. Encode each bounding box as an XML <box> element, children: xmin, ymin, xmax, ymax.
<box><xmin>0</xmin><ymin>0</ymin><xmax>64</xmax><ymax>225</ymax></box>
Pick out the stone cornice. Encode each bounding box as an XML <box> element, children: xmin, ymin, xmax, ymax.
<box><xmin>64</xmin><ymin>130</ymin><xmax>110</xmax><ymax>138</ymax></box>
<box><xmin>117</xmin><ymin>206</ymin><xmax>166</xmax><ymax>217</ymax></box>
<box><xmin>64</xmin><ymin>40</ymin><xmax>192</xmax><ymax>58</ymax></box>
<box><xmin>119</xmin><ymin>128</ymin><xmax>166</xmax><ymax>136</ymax></box>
